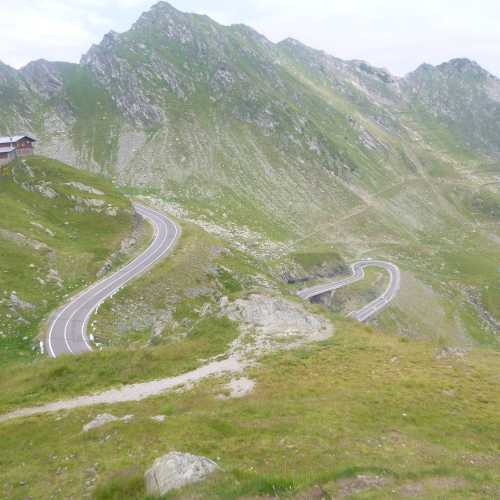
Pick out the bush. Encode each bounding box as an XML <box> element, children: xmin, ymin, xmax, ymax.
<box><xmin>93</xmin><ymin>467</ymin><xmax>144</xmax><ymax>500</ymax></box>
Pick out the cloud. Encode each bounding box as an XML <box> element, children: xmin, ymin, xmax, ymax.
<box><xmin>0</xmin><ymin>0</ymin><xmax>152</xmax><ymax>67</ymax></box>
<box><xmin>1</xmin><ymin>0</ymin><xmax>500</xmax><ymax>77</ymax></box>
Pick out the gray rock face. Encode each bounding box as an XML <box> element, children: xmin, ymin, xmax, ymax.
<box><xmin>151</xmin><ymin>415</ymin><xmax>166</xmax><ymax>423</ymax></box>
<box><xmin>1</xmin><ymin>1</ymin><xmax>499</xmax><ymax>253</ymax></box>
<box><xmin>21</xmin><ymin>181</ymin><xmax>58</xmax><ymax>199</ymax></box>
<box><xmin>144</xmin><ymin>452</ymin><xmax>218</xmax><ymax>496</ymax></box>
<box><xmin>9</xmin><ymin>292</ymin><xmax>35</xmax><ymax>311</ymax></box>
<box><xmin>404</xmin><ymin>58</ymin><xmax>500</xmax><ymax>155</ymax></box>
<box><xmin>65</xmin><ymin>181</ymin><xmax>104</xmax><ymax>195</ymax></box>
<box><xmin>20</xmin><ymin>59</ymin><xmax>64</xmax><ymax>99</ymax></box>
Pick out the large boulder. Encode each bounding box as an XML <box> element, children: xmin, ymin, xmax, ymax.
<box><xmin>144</xmin><ymin>452</ymin><xmax>218</xmax><ymax>496</ymax></box>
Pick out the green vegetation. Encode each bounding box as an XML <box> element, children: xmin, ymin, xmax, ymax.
<box><xmin>0</xmin><ymin>4</ymin><xmax>499</xmax><ymax>498</ymax></box>
<box><xmin>0</xmin><ymin>156</ymin><xmax>133</xmax><ymax>365</ymax></box>
<box><xmin>0</xmin><ymin>220</ymin><xmax>260</xmax><ymax>412</ymax></box>
<box><xmin>91</xmin><ymin>220</ymin><xmax>265</xmax><ymax>348</ymax></box>
<box><xmin>56</xmin><ymin>64</ymin><xmax>122</xmax><ymax>171</ymax></box>
<box><xmin>331</xmin><ymin>267</ymin><xmax>388</xmax><ymax>315</ymax></box>
<box><xmin>291</xmin><ymin>249</ymin><xmax>346</xmax><ymax>275</ymax></box>
<box><xmin>2</xmin><ymin>325</ymin><xmax>500</xmax><ymax>498</ymax></box>
<box><xmin>93</xmin><ymin>467</ymin><xmax>144</xmax><ymax>500</ymax></box>
<box><xmin>0</xmin><ymin>314</ymin><xmax>238</xmax><ymax>414</ymax></box>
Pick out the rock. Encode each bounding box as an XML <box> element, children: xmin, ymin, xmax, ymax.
<box><xmin>436</xmin><ymin>347</ymin><xmax>467</xmax><ymax>360</ymax></box>
<box><xmin>0</xmin><ymin>228</ymin><xmax>50</xmax><ymax>253</ymax></box>
<box><xmin>9</xmin><ymin>292</ymin><xmax>35</xmax><ymax>310</ymax></box>
<box><xmin>151</xmin><ymin>415</ymin><xmax>166</xmax><ymax>423</ymax></box>
<box><xmin>185</xmin><ymin>287</ymin><xmax>213</xmax><ymax>299</ymax></box>
<box><xmin>105</xmin><ymin>206</ymin><xmax>119</xmax><ymax>216</ymax></box>
<box><xmin>144</xmin><ymin>452</ymin><xmax>218</xmax><ymax>496</ymax></box>
<box><xmin>70</xmin><ymin>195</ymin><xmax>106</xmax><ymax>209</ymax></box>
<box><xmin>30</xmin><ymin>222</ymin><xmax>55</xmax><ymax>237</ymax></box>
<box><xmin>336</xmin><ymin>474</ymin><xmax>388</xmax><ymax>498</ymax></box>
<box><xmin>21</xmin><ymin>182</ymin><xmax>58</xmax><ymax>199</ymax></box>
<box><xmin>83</xmin><ymin>413</ymin><xmax>118</xmax><ymax>432</ymax></box>
<box><xmin>47</xmin><ymin>269</ymin><xmax>63</xmax><ymax>288</ymax></box>
<box><xmin>223</xmin><ymin>294</ymin><xmax>333</xmax><ymax>356</ymax></box>
<box><xmin>82</xmin><ymin>413</ymin><xmax>134</xmax><ymax>432</ymax></box>
<box><xmin>65</xmin><ymin>181</ymin><xmax>104</xmax><ymax>195</ymax></box>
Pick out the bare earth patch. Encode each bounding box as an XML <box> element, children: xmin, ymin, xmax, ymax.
<box><xmin>216</xmin><ymin>377</ymin><xmax>256</xmax><ymax>400</ymax></box>
<box><xmin>398</xmin><ymin>476</ymin><xmax>469</xmax><ymax>497</ymax></box>
<box><xmin>334</xmin><ymin>474</ymin><xmax>390</xmax><ymax>498</ymax></box>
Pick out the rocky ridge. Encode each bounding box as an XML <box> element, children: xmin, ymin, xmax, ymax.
<box><xmin>0</xmin><ymin>2</ymin><xmax>498</xmax><ymax>238</ymax></box>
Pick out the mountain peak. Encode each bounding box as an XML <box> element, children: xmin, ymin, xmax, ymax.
<box><xmin>134</xmin><ymin>0</ymin><xmax>188</xmax><ymax>26</ymax></box>
<box><xmin>438</xmin><ymin>57</ymin><xmax>489</xmax><ymax>75</ymax></box>
<box><xmin>444</xmin><ymin>57</ymin><xmax>479</xmax><ymax>68</ymax></box>
<box><xmin>279</xmin><ymin>38</ymin><xmax>305</xmax><ymax>47</ymax></box>
<box><xmin>150</xmin><ymin>1</ymin><xmax>180</xmax><ymax>13</ymax></box>
<box><xmin>21</xmin><ymin>58</ymin><xmax>53</xmax><ymax>70</ymax></box>
<box><xmin>410</xmin><ymin>58</ymin><xmax>494</xmax><ymax>80</ymax></box>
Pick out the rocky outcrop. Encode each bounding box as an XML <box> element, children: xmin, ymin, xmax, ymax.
<box><xmin>144</xmin><ymin>452</ymin><xmax>219</xmax><ymax>496</ymax></box>
<box><xmin>21</xmin><ymin>181</ymin><xmax>58</xmax><ymax>199</ymax></box>
<box><xmin>0</xmin><ymin>228</ymin><xmax>51</xmax><ymax>254</ymax></box>
<box><xmin>65</xmin><ymin>182</ymin><xmax>104</xmax><ymax>196</ymax></box>
<box><xmin>82</xmin><ymin>413</ymin><xmax>134</xmax><ymax>432</ymax></box>
<box><xmin>9</xmin><ymin>292</ymin><xmax>35</xmax><ymax>311</ymax></box>
<box><xmin>223</xmin><ymin>294</ymin><xmax>333</xmax><ymax>357</ymax></box>
<box><xmin>20</xmin><ymin>60</ymin><xmax>64</xmax><ymax>99</ymax></box>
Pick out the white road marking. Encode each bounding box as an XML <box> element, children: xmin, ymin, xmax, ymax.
<box><xmin>47</xmin><ymin>203</ymin><xmax>180</xmax><ymax>358</ymax></box>
<box><xmin>298</xmin><ymin>260</ymin><xmax>401</xmax><ymax>322</ymax></box>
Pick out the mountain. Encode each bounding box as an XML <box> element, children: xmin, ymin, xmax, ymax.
<box><xmin>0</xmin><ymin>4</ymin><xmax>498</xmax><ymax>206</ymax></box>
<box><xmin>405</xmin><ymin>58</ymin><xmax>500</xmax><ymax>155</ymax></box>
<box><xmin>0</xmin><ymin>1</ymin><xmax>499</xmax><ymax>345</ymax></box>
<box><xmin>1</xmin><ymin>4</ymin><xmax>500</xmax><ymax>497</ymax></box>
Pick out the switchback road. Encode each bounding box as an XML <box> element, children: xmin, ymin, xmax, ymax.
<box><xmin>46</xmin><ymin>203</ymin><xmax>180</xmax><ymax>358</ymax></box>
<box><xmin>298</xmin><ymin>260</ymin><xmax>401</xmax><ymax>322</ymax></box>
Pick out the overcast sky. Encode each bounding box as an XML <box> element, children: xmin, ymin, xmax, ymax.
<box><xmin>1</xmin><ymin>0</ymin><xmax>499</xmax><ymax>77</ymax></box>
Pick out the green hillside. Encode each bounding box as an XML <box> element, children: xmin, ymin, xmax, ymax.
<box><xmin>1</xmin><ymin>2</ymin><xmax>497</xmax><ymax>346</ymax></box>
<box><xmin>0</xmin><ymin>156</ymin><xmax>134</xmax><ymax>365</ymax></box>
<box><xmin>0</xmin><ymin>2</ymin><xmax>499</xmax><ymax>497</ymax></box>
<box><xmin>2</xmin><ymin>325</ymin><xmax>500</xmax><ymax>499</ymax></box>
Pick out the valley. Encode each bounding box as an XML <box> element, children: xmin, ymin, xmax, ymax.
<box><xmin>0</xmin><ymin>1</ymin><xmax>499</xmax><ymax>498</ymax></box>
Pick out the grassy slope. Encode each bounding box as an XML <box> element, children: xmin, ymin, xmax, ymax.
<box><xmin>0</xmin><ymin>14</ymin><xmax>498</xmax><ymax>497</ymax></box>
<box><xmin>122</xmin><ymin>27</ymin><xmax>500</xmax><ymax>347</ymax></box>
<box><xmin>2</xmin><ymin>10</ymin><xmax>497</xmax><ymax>345</ymax></box>
<box><xmin>1</xmin><ymin>324</ymin><xmax>499</xmax><ymax>499</ymax></box>
<box><xmin>0</xmin><ymin>156</ymin><xmax>133</xmax><ymax>365</ymax></box>
<box><xmin>0</xmin><ymin>221</ymin><xmax>265</xmax><ymax>412</ymax></box>
<box><xmin>91</xmin><ymin>221</ymin><xmax>263</xmax><ymax>348</ymax></box>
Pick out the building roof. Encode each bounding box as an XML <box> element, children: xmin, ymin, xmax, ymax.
<box><xmin>0</xmin><ymin>146</ymin><xmax>16</xmax><ymax>154</ymax></box>
<box><xmin>0</xmin><ymin>135</ymin><xmax>36</xmax><ymax>144</ymax></box>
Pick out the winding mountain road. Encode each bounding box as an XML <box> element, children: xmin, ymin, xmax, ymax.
<box><xmin>298</xmin><ymin>260</ymin><xmax>401</xmax><ymax>322</ymax></box>
<box><xmin>46</xmin><ymin>203</ymin><xmax>180</xmax><ymax>358</ymax></box>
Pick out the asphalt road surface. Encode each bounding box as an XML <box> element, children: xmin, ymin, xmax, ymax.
<box><xmin>46</xmin><ymin>203</ymin><xmax>180</xmax><ymax>358</ymax></box>
<box><xmin>297</xmin><ymin>260</ymin><xmax>401</xmax><ymax>322</ymax></box>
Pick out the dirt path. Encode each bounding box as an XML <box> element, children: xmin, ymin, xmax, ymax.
<box><xmin>0</xmin><ymin>357</ymin><xmax>245</xmax><ymax>424</ymax></box>
<box><xmin>0</xmin><ymin>294</ymin><xmax>332</xmax><ymax>423</ymax></box>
